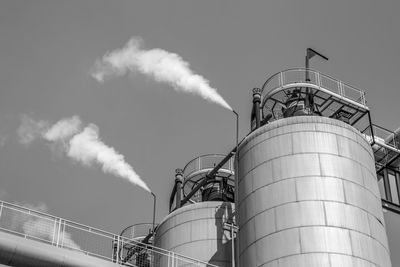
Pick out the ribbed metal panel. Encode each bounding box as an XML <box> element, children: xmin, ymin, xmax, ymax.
<box><xmin>154</xmin><ymin>201</ymin><xmax>234</xmax><ymax>267</ymax></box>
<box><xmin>237</xmin><ymin>116</ymin><xmax>391</xmax><ymax>267</ymax></box>
<box><xmin>383</xmin><ymin>209</ymin><xmax>400</xmax><ymax>266</ymax></box>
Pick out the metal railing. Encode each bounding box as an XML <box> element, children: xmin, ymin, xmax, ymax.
<box><xmin>372</xmin><ymin>124</ymin><xmax>400</xmax><ymax>151</ymax></box>
<box><xmin>360</xmin><ymin>123</ymin><xmax>400</xmax><ymax>173</ymax></box>
<box><xmin>120</xmin><ymin>223</ymin><xmax>155</xmax><ymax>241</ymax></box>
<box><xmin>183</xmin><ymin>154</ymin><xmax>235</xmax><ymax>179</ymax></box>
<box><xmin>261</xmin><ymin>68</ymin><xmax>367</xmax><ymax>107</ymax></box>
<box><xmin>181</xmin><ymin>154</ymin><xmax>235</xmax><ymax>203</ymax></box>
<box><xmin>0</xmin><ymin>200</ymin><xmax>218</xmax><ymax>267</ymax></box>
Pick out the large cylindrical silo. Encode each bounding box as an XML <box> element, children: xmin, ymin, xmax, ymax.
<box><xmin>154</xmin><ymin>201</ymin><xmax>234</xmax><ymax>266</ymax></box>
<box><xmin>237</xmin><ymin>116</ymin><xmax>391</xmax><ymax>267</ymax></box>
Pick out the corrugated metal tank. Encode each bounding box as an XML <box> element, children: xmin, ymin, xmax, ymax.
<box><xmin>154</xmin><ymin>201</ymin><xmax>234</xmax><ymax>267</ymax></box>
<box><xmin>237</xmin><ymin>116</ymin><xmax>391</xmax><ymax>267</ymax></box>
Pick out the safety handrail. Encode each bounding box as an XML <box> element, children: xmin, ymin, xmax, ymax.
<box><xmin>0</xmin><ymin>200</ymin><xmax>218</xmax><ymax>266</ymax></box>
<box><xmin>261</xmin><ymin>68</ymin><xmax>367</xmax><ymax>108</ymax></box>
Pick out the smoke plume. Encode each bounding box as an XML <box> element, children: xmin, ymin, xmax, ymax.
<box><xmin>91</xmin><ymin>37</ymin><xmax>232</xmax><ymax>111</ymax></box>
<box><xmin>17</xmin><ymin>115</ymin><xmax>151</xmax><ymax>193</ymax></box>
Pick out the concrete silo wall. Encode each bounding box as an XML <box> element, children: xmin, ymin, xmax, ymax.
<box><xmin>237</xmin><ymin>116</ymin><xmax>391</xmax><ymax>267</ymax></box>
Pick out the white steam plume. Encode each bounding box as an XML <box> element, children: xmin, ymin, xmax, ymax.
<box><xmin>91</xmin><ymin>37</ymin><xmax>232</xmax><ymax>111</ymax></box>
<box><xmin>17</xmin><ymin>115</ymin><xmax>151</xmax><ymax>193</ymax></box>
<box><xmin>44</xmin><ymin>116</ymin><xmax>82</xmax><ymax>142</ymax></box>
<box><xmin>68</xmin><ymin>124</ymin><xmax>151</xmax><ymax>192</ymax></box>
<box><xmin>17</xmin><ymin>115</ymin><xmax>49</xmax><ymax>144</ymax></box>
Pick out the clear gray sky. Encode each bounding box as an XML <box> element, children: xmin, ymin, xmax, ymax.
<box><xmin>0</xmin><ymin>0</ymin><xmax>399</xmax><ymax>236</ymax></box>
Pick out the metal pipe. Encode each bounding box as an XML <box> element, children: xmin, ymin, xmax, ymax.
<box><xmin>169</xmin><ymin>183</ymin><xmax>177</xmax><ymax>212</ymax></box>
<box><xmin>305</xmin><ymin>54</ymin><xmax>310</xmax><ymax>81</ymax></box>
<box><xmin>151</xmin><ymin>192</ymin><xmax>156</xmax><ymax>233</ymax></box>
<box><xmin>232</xmin><ymin>109</ymin><xmax>239</xmax><ymax>267</ymax></box>
<box><xmin>233</xmin><ymin>110</ymin><xmax>239</xmax><ymax>177</ymax></box>
<box><xmin>306</xmin><ymin>48</ymin><xmax>329</xmax><ymax>73</ymax></box>
<box><xmin>396</xmin><ymin>171</ymin><xmax>400</xmax><ymax>206</ymax></box>
<box><xmin>367</xmin><ymin>112</ymin><xmax>375</xmax><ymax>146</ymax></box>
<box><xmin>179</xmin><ymin>109</ymin><xmax>239</xmax><ymax>207</ymax></box>
<box><xmin>306</xmin><ymin>48</ymin><xmax>329</xmax><ymax>82</ymax></box>
<box><xmin>207</xmin><ymin>148</ymin><xmax>236</xmax><ymax>179</ymax></box>
<box><xmin>231</xmin><ymin>225</ymin><xmax>235</xmax><ymax>267</ymax></box>
<box><xmin>180</xmin><ymin>148</ymin><xmax>237</xmax><ymax>206</ymax></box>
<box><xmin>252</xmin><ymin>88</ymin><xmax>261</xmax><ymax>129</ymax></box>
<box><xmin>175</xmin><ymin>169</ymin><xmax>183</xmax><ymax>209</ymax></box>
<box><xmin>305</xmin><ymin>48</ymin><xmax>329</xmax><ymax>110</ymax></box>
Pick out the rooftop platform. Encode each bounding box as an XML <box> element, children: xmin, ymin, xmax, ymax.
<box><xmin>260</xmin><ymin>68</ymin><xmax>368</xmax><ymax>127</ymax></box>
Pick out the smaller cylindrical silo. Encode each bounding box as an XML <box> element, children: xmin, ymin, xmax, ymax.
<box><xmin>155</xmin><ymin>154</ymin><xmax>236</xmax><ymax>266</ymax></box>
<box><xmin>154</xmin><ymin>201</ymin><xmax>234</xmax><ymax>266</ymax></box>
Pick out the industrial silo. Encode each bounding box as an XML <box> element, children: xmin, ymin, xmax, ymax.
<box><xmin>115</xmin><ymin>223</ymin><xmax>155</xmax><ymax>266</ymax></box>
<box><xmin>154</xmin><ymin>155</ymin><xmax>236</xmax><ymax>266</ymax></box>
<box><xmin>238</xmin><ymin>69</ymin><xmax>392</xmax><ymax>266</ymax></box>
